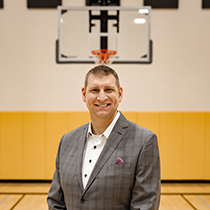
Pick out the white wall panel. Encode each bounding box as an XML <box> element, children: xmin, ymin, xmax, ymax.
<box><xmin>0</xmin><ymin>0</ymin><xmax>210</xmax><ymax>111</ymax></box>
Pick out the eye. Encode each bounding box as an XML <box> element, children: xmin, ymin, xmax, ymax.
<box><xmin>106</xmin><ymin>88</ymin><xmax>114</xmax><ymax>92</ymax></box>
<box><xmin>91</xmin><ymin>89</ymin><xmax>99</xmax><ymax>92</ymax></box>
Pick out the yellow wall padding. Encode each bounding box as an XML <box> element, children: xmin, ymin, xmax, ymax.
<box><xmin>0</xmin><ymin>112</ymin><xmax>209</xmax><ymax>180</ymax></box>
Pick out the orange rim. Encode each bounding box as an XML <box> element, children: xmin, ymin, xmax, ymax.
<box><xmin>92</xmin><ymin>49</ymin><xmax>116</xmax><ymax>63</ymax></box>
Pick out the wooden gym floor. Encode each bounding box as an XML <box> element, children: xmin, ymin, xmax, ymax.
<box><xmin>0</xmin><ymin>182</ymin><xmax>210</xmax><ymax>210</ymax></box>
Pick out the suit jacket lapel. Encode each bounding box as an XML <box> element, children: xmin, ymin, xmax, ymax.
<box><xmin>77</xmin><ymin>124</ymin><xmax>89</xmax><ymax>192</ymax></box>
<box><xmin>82</xmin><ymin>113</ymin><xmax>129</xmax><ymax>195</ymax></box>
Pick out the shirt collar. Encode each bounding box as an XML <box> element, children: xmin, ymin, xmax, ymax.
<box><xmin>87</xmin><ymin>111</ymin><xmax>120</xmax><ymax>139</ymax></box>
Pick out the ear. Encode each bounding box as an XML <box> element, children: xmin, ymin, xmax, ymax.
<box><xmin>118</xmin><ymin>87</ymin><xmax>123</xmax><ymax>103</ymax></box>
<box><xmin>81</xmin><ymin>87</ymin><xmax>87</xmax><ymax>102</ymax></box>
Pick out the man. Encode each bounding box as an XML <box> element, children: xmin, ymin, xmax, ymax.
<box><xmin>47</xmin><ymin>65</ymin><xmax>161</xmax><ymax>210</ymax></box>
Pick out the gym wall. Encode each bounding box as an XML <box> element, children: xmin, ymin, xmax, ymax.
<box><xmin>0</xmin><ymin>0</ymin><xmax>210</xmax><ymax>180</ymax></box>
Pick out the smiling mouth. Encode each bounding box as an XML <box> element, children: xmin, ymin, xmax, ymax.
<box><xmin>95</xmin><ymin>104</ymin><xmax>110</xmax><ymax>107</ymax></box>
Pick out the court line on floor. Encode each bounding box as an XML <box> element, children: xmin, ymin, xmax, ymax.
<box><xmin>196</xmin><ymin>195</ymin><xmax>210</xmax><ymax>208</ymax></box>
<box><xmin>0</xmin><ymin>195</ymin><xmax>10</xmax><ymax>206</ymax></box>
<box><xmin>181</xmin><ymin>194</ymin><xmax>197</xmax><ymax>210</ymax></box>
<box><xmin>161</xmin><ymin>193</ymin><xmax>210</xmax><ymax>195</ymax></box>
<box><xmin>10</xmin><ymin>194</ymin><xmax>25</xmax><ymax>210</ymax></box>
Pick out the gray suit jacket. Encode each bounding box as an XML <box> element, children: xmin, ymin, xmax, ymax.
<box><xmin>47</xmin><ymin>113</ymin><xmax>160</xmax><ymax>210</ymax></box>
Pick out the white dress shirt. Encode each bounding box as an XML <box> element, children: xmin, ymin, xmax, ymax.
<box><xmin>82</xmin><ymin>111</ymin><xmax>120</xmax><ymax>188</ymax></box>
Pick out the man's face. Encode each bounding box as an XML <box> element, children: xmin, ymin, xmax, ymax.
<box><xmin>82</xmin><ymin>74</ymin><xmax>123</xmax><ymax>123</ymax></box>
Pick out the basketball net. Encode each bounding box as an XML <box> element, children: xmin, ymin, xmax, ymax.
<box><xmin>92</xmin><ymin>49</ymin><xmax>117</xmax><ymax>64</ymax></box>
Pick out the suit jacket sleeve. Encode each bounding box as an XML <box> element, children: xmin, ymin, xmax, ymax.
<box><xmin>130</xmin><ymin>133</ymin><xmax>161</xmax><ymax>210</ymax></box>
<box><xmin>47</xmin><ymin>135</ymin><xmax>67</xmax><ymax>210</ymax></box>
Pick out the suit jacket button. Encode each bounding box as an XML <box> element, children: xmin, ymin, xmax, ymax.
<box><xmin>81</xmin><ymin>198</ymin><xmax>85</xmax><ymax>204</ymax></box>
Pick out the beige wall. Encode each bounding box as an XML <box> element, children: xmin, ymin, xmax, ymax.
<box><xmin>0</xmin><ymin>0</ymin><xmax>210</xmax><ymax>112</ymax></box>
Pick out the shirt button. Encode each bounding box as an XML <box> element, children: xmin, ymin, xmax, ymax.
<box><xmin>81</xmin><ymin>198</ymin><xmax>85</xmax><ymax>204</ymax></box>
<box><xmin>84</xmin><ymin>174</ymin><xmax>87</xmax><ymax>178</ymax></box>
<box><xmin>89</xmin><ymin>159</ymin><xmax>92</xmax><ymax>163</ymax></box>
<box><xmin>94</xmin><ymin>146</ymin><xmax>97</xmax><ymax>149</ymax></box>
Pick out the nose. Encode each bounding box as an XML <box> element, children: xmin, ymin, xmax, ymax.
<box><xmin>97</xmin><ymin>90</ymin><xmax>108</xmax><ymax>101</ymax></box>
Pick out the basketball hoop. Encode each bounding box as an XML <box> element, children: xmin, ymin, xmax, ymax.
<box><xmin>92</xmin><ymin>49</ymin><xmax>117</xmax><ymax>64</ymax></box>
